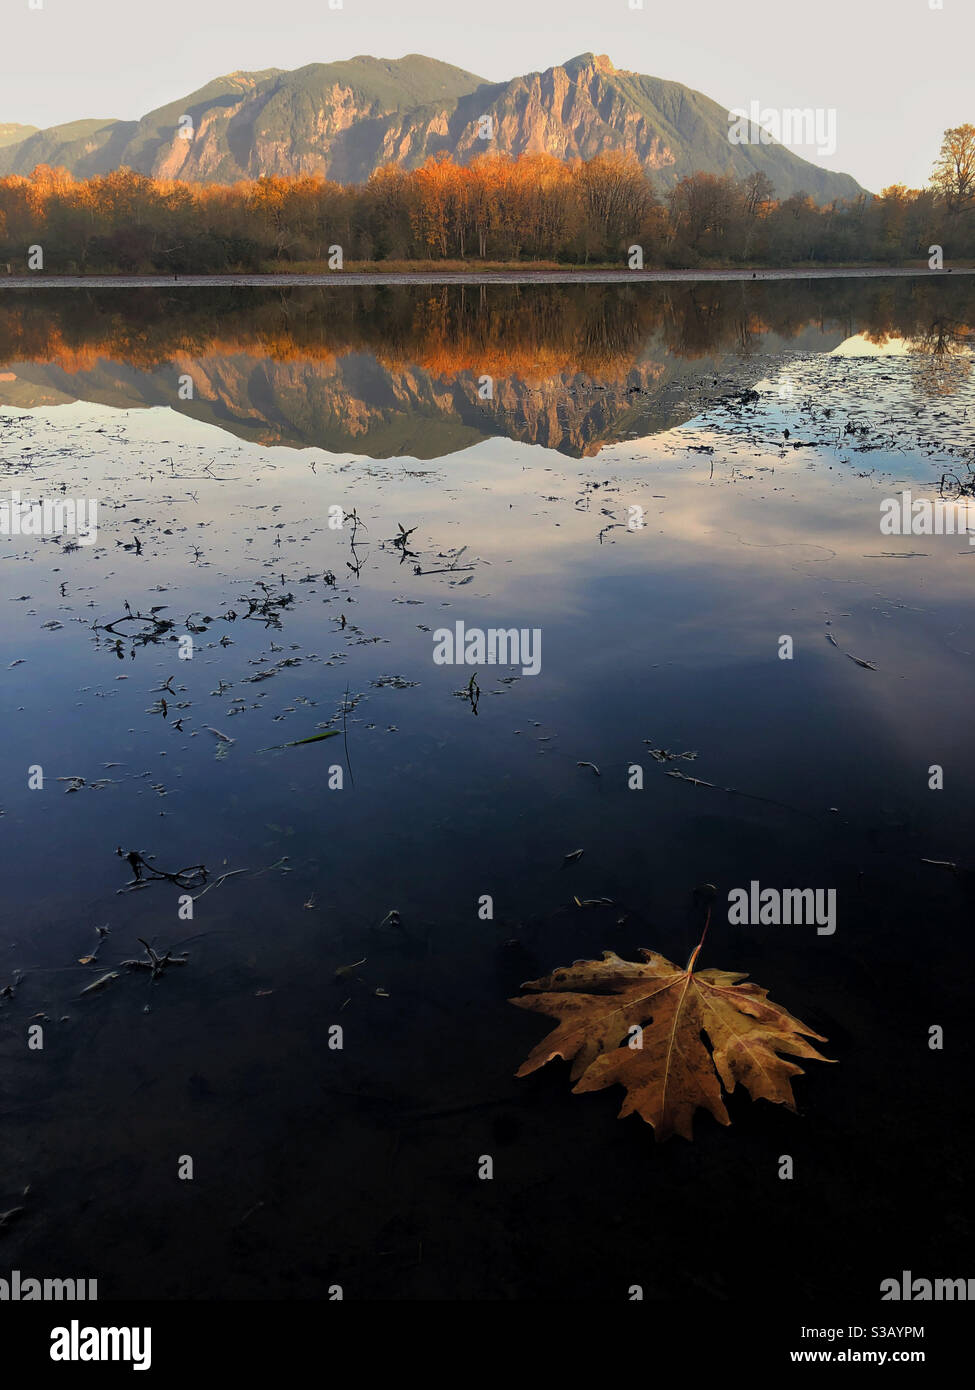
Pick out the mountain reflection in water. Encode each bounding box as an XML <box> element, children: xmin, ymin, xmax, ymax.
<box><xmin>0</xmin><ymin>278</ymin><xmax>971</xmax><ymax>457</ymax></box>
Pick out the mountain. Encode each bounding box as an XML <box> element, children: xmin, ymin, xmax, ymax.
<box><xmin>0</xmin><ymin>122</ymin><xmax>38</xmax><ymax>148</ymax></box>
<box><xmin>0</xmin><ymin>54</ymin><xmax>865</xmax><ymax>201</ymax></box>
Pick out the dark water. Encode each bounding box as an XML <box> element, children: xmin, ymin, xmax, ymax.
<box><xmin>0</xmin><ymin>279</ymin><xmax>973</xmax><ymax>1300</ymax></box>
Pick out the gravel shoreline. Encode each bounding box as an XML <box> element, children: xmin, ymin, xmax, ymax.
<box><xmin>0</xmin><ymin>266</ymin><xmax>972</xmax><ymax>290</ymax></box>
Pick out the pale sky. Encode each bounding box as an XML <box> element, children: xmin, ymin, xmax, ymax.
<box><xmin>3</xmin><ymin>0</ymin><xmax>970</xmax><ymax>192</ymax></box>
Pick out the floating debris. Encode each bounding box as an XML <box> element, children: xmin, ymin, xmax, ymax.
<box><xmin>79</xmin><ymin>971</ymin><xmax>119</xmax><ymax>996</ymax></box>
<box><xmin>121</xmin><ymin>938</ymin><xmax>189</xmax><ymax>982</ymax></box>
<box><xmin>259</xmin><ymin>729</ymin><xmax>340</xmax><ymax>751</ymax></box>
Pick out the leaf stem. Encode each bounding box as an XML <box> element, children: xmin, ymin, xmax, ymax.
<box><xmin>685</xmin><ymin>904</ymin><xmax>712</xmax><ymax>973</ymax></box>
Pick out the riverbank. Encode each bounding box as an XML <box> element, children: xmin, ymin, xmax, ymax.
<box><xmin>1</xmin><ymin>265</ymin><xmax>972</xmax><ymax>289</ymax></box>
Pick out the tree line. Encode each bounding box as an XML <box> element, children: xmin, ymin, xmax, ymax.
<box><xmin>0</xmin><ymin>126</ymin><xmax>972</xmax><ymax>273</ymax></box>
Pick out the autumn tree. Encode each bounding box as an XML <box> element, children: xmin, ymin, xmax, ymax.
<box><xmin>410</xmin><ymin>154</ymin><xmax>466</xmax><ymax>257</ymax></box>
<box><xmin>363</xmin><ymin>165</ymin><xmax>413</xmax><ymax>260</ymax></box>
<box><xmin>575</xmin><ymin>150</ymin><xmax>659</xmax><ymax>261</ymax></box>
<box><xmin>931</xmin><ymin>124</ymin><xmax>975</xmax><ymax>213</ymax></box>
<box><xmin>742</xmin><ymin>170</ymin><xmax>775</xmax><ymax>219</ymax></box>
<box><xmin>668</xmin><ymin>173</ymin><xmax>743</xmax><ymax>255</ymax></box>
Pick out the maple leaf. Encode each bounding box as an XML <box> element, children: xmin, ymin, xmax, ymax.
<box><xmin>511</xmin><ymin>945</ymin><xmax>833</xmax><ymax>1140</ymax></box>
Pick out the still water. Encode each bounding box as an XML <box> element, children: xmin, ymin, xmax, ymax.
<box><xmin>0</xmin><ymin>279</ymin><xmax>972</xmax><ymax>1298</ymax></box>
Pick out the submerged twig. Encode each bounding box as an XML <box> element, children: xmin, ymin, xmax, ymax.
<box><xmin>116</xmin><ymin>847</ymin><xmax>207</xmax><ymax>893</ymax></box>
<box><xmin>121</xmin><ymin>938</ymin><xmax>189</xmax><ymax>981</ymax></box>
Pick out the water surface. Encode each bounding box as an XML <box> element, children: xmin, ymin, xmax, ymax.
<box><xmin>1</xmin><ymin>279</ymin><xmax>973</xmax><ymax>1299</ymax></box>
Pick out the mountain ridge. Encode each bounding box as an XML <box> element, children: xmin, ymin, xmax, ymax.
<box><xmin>0</xmin><ymin>53</ymin><xmax>865</xmax><ymax>201</ymax></box>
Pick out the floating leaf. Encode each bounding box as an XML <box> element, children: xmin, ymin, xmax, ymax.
<box><xmin>511</xmin><ymin>947</ymin><xmax>832</xmax><ymax>1140</ymax></box>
